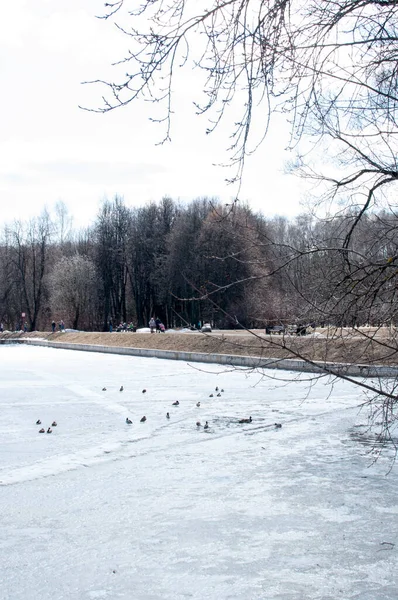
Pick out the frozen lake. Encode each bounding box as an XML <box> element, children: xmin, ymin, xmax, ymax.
<box><xmin>0</xmin><ymin>345</ymin><xmax>397</xmax><ymax>599</ymax></box>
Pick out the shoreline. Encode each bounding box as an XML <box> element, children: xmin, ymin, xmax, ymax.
<box><xmin>1</xmin><ymin>329</ymin><xmax>398</xmax><ymax>378</ymax></box>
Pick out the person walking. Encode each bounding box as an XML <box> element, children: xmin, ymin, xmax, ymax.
<box><xmin>51</xmin><ymin>320</ymin><xmax>56</xmax><ymax>333</ymax></box>
<box><xmin>149</xmin><ymin>317</ymin><xmax>156</xmax><ymax>333</ymax></box>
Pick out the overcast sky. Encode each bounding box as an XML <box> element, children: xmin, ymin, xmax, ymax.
<box><xmin>0</xmin><ymin>1</ymin><xmax>309</xmax><ymax>228</ymax></box>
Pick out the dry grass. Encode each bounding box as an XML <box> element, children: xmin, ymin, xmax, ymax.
<box><xmin>1</xmin><ymin>328</ymin><xmax>398</xmax><ymax>366</ymax></box>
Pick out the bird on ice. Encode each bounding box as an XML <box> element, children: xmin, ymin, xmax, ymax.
<box><xmin>120</xmin><ymin>386</ymin><xmax>124</xmax><ymax>392</ymax></box>
<box><xmin>140</xmin><ymin>416</ymin><xmax>147</xmax><ymax>422</ymax></box>
<box><xmin>126</xmin><ymin>417</ymin><xmax>132</xmax><ymax>425</ymax></box>
<box><xmin>238</xmin><ymin>416</ymin><xmax>252</xmax><ymax>424</ymax></box>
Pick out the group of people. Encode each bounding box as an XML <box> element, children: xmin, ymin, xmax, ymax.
<box><xmin>115</xmin><ymin>322</ymin><xmax>136</xmax><ymax>333</ymax></box>
<box><xmin>149</xmin><ymin>317</ymin><xmax>165</xmax><ymax>333</ymax></box>
<box><xmin>109</xmin><ymin>318</ymin><xmax>166</xmax><ymax>333</ymax></box>
<box><xmin>109</xmin><ymin>320</ymin><xmax>137</xmax><ymax>332</ymax></box>
<box><xmin>51</xmin><ymin>320</ymin><xmax>64</xmax><ymax>333</ymax></box>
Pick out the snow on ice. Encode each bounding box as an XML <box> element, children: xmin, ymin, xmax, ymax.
<box><xmin>0</xmin><ymin>345</ymin><xmax>397</xmax><ymax>599</ymax></box>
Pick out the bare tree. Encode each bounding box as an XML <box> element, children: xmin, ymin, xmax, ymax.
<box><xmin>0</xmin><ymin>229</ymin><xmax>18</xmax><ymax>329</ymax></box>
<box><xmin>94</xmin><ymin>197</ymin><xmax>130</xmax><ymax>329</ymax></box>
<box><xmin>6</xmin><ymin>212</ymin><xmax>54</xmax><ymax>331</ymax></box>
<box><xmin>49</xmin><ymin>255</ymin><xmax>98</xmax><ymax>330</ymax></box>
<box><xmin>127</xmin><ymin>199</ymin><xmax>177</xmax><ymax>327</ymax></box>
<box><xmin>54</xmin><ymin>200</ymin><xmax>74</xmax><ymax>246</ymax></box>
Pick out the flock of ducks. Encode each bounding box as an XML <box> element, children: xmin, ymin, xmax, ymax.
<box><xmin>209</xmin><ymin>387</ymin><xmax>224</xmax><ymax>399</ymax></box>
<box><xmin>126</xmin><ymin>415</ymin><xmax>148</xmax><ymax>423</ymax></box>
<box><xmin>168</xmin><ymin>387</ymin><xmax>226</xmax><ymax>429</ymax></box>
<box><xmin>37</xmin><ymin>385</ymin><xmax>283</xmax><ymax>433</ymax></box>
<box><xmin>118</xmin><ymin>385</ymin><xmax>282</xmax><ymax>430</ymax></box>
<box><xmin>36</xmin><ymin>419</ymin><xmax>57</xmax><ymax>434</ymax></box>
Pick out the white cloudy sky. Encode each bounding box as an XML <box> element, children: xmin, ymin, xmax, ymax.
<box><xmin>0</xmin><ymin>1</ymin><xmax>309</xmax><ymax>227</ymax></box>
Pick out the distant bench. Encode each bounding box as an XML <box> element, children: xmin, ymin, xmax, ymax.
<box><xmin>265</xmin><ymin>325</ymin><xmax>285</xmax><ymax>335</ymax></box>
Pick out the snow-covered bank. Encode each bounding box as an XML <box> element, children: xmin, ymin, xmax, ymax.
<box><xmin>0</xmin><ymin>346</ymin><xmax>397</xmax><ymax>600</ymax></box>
<box><xmin>2</xmin><ymin>328</ymin><xmax>398</xmax><ymax>369</ymax></box>
<box><xmin>3</xmin><ymin>336</ymin><xmax>398</xmax><ymax>378</ymax></box>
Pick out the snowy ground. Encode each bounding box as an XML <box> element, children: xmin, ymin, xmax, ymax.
<box><xmin>0</xmin><ymin>345</ymin><xmax>397</xmax><ymax>600</ymax></box>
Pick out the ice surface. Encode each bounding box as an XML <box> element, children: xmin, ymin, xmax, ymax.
<box><xmin>0</xmin><ymin>345</ymin><xmax>397</xmax><ymax>599</ymax></box>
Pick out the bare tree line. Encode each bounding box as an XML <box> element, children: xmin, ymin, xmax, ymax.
<box><xmin>0</xmin><ymin>196</ymin><xmax>257</xmax><ymax>330</ymax></box>
<box><xmin>1</xmin><ymin>196</ymin><xmax>397</xmax><ymax>334</ymax></box>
